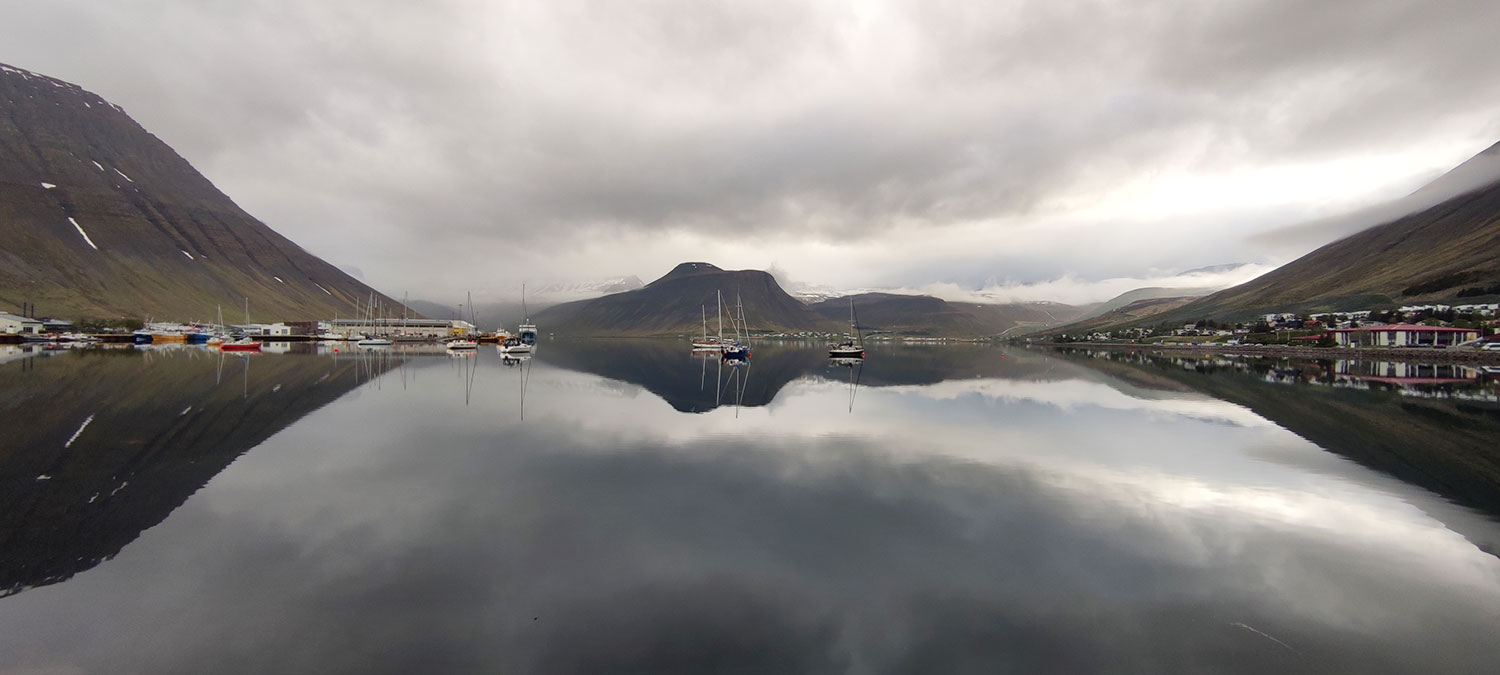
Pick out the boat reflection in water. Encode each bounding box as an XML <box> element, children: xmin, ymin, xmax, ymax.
<box><xmin>500</xmin><ymin>351</ymin><xmax>532</xmax><ymax>420</ymax></box>
<box><xmin>828</xmin><ymin>356</ymin><xmax>865</xmax><ymax>412</ymax></box>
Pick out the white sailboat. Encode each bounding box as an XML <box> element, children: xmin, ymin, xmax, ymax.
<box><xmin>720</xmin><ymin>291</ymin><xmax>750</xmax><ymax>360</ymax></box>
<box><xmin>447</xmin><ymin>292</ymin><xmax>479</xmax><ymax>350</ymax></box>
<box><xmin>828</xmin><ymin>297</ymin><xmax>865</xmax><ymax>358</ymax></box>
<box><xmin>692</xmin><ymin>305</ymin><xmax>721</xmax><ymax>350</ymax></box>
<box><xmin>356</xmin><ymin>293</ymin><xmax>393</xmax><ymax>346</ymax></box>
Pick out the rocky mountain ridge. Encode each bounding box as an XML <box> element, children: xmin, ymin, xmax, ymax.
<box><xmin>0</xmin><ymin>62</ymin><xmax>397</xmax><ymax>320</ymax></box>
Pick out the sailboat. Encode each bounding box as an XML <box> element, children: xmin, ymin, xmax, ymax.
<box><xmin>396</xmin><ymin>292</ymin><xmax>431</xmax><ymax>342</ymax></box>
<box><xmin>517</xmin><ymin>283</ymin><xmax>538</xmax><ymax>345</ymax></box>
<box><xmin>447</xmin><ymin>292</ymin><xmax>479</xmax><ymax>350</ymax></box>
<box><xmin>206</xmin><ymin>306</ymin><xmax>226</xmax><ymax>345</ymax></box>
<box><xmin>720</xmin><ymin>291</ymin><xmax>750</xmax><ymax>360</ymax></box>
<box><xmin>221</xmin><ymin>299</ymin><xmax>261</xmax><ymax>351</ymax></box>
<box><xmin>356</xmin><ymin>293</ymin><xmax>393</xmax><ymax>346</ymax></box>
<box><xmin>692</xmin><ymin>305</ymin><xmax>721</xmax><ymax>350</ymax></box>
<box><xmin>828</xmin><ymin>297</ymin><xmax>865</xmax><ymax>358</ymax></box>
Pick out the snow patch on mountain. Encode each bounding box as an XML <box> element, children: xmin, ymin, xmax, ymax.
<box><xmin>68</xmin><ymin>218</ymin><xmax>98</xmax><ymax>250</ymax></box>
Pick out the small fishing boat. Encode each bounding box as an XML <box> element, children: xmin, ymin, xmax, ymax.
<box><xmin>219</xmin><ymin>337</ymin><xmax>261</xmax><ymax>352</ymax></box>
<box><xmin>446</xmin><ymin>338</ymin><xmax>478</xmax><ymax>351</ymax></box>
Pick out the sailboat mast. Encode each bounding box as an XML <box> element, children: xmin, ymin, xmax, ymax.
<box><xmin>717</xmin><ymin>291</ymin><xmax>724</xmax><ymax>341</ymax></box>
<box><xmin>735</xmin><ymin>292</ymin><xmax>746</xmax><ymax>341</ymax></box>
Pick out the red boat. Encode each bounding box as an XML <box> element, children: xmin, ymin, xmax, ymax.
<box><xmin>219</xmin><ymin>338</ymin><xmax>261</xmax><ymax>352</ymax></box>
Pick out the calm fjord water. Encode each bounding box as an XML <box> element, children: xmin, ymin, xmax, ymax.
<box><xmin>2</xmin><ymin>341</ymin><xmax>1499</xmax><ymax>673</ymax></box>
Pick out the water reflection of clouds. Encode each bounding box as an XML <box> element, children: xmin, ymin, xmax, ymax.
<box><xmin>11</xmin><ymin>417</ymin><xmax>1499</xmax><ymax>673</ymax></box>
<box><xmin>879</xmin><ymin>377</ymin><xmax>1274</xmax><ymax>428</ymax></box>
<box><xmin>6</xmin><ymin>351</ymin><xmax>1500</xmax><ymax>673</ymax></box>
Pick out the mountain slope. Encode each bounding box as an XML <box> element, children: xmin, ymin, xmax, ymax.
<box><xmin>1049</xmin><ymin>296</ymin><xmax>1199</xmax><ymax>336</ymax></box>
<box><xmin>534</xmin><ymin>262</ymin><xmax>832</xmax><ymax>336</ymax></box>
<box><xmin>0</xmin><ymin>62</ymin><xmax>396</xmax><ymax>320</ymax></box>
<box><xmin>1077</xmin><ymin>286</ymin><xmax>1217</xmax><ymax>320</ymax></box>
<box><xmin>1167</xmin><ymin>140</ymin><xmax>1500</xmax><ymax>321</ymax></box>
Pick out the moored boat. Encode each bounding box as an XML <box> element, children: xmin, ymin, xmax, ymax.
<box><xmin>692</xmin><ymin>305</ymin><xmax>721</xmax><ymax>350</ymax></box>
<box><xmin>719</xmin><ymin>291</ymin><xmax>751</xmax><ymax>360</ymax></box>
<box><xmin>518</xmin><ymin>284</ymin><xmax>538</xmax><ymax>345</ymax></box>
<box><xmin>828</xmin><ymin>297</ymin><xmax>865</xmax><ymax>358</ymax></box>
<box><xmin>499</xmin><ymin>336</ymin><xmax>533</xmax><ymax>353</ymax></box>
<box><xmin>219</xmin><ymin>337</ymin><xmax>261</xmax><ymax>352</ymax></box>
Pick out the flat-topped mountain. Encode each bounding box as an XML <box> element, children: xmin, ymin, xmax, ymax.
<box><xmin>0</xmin><ymin>62</ymin><xmax>397</xmax><ymax>320</ymax></box>
<box><xmin>534</xmin><ymin>262</ymin><xmax>833</xmax><ymax>336</ymax></box>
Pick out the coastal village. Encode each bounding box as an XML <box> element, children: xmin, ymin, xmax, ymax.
<box><xmin>1052</xmin><ymin>302</ymin><xmax>1500</xmax><ymax>350</ymax></box>
<box><xmin>0</xmin><ymin>311</ymin><xmax>481</xmax><ymax>344</ymax></box>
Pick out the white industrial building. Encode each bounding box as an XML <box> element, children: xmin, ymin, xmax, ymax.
<box><xmin>325</xmin><ymin>318</ymin><xmax>477</xmax><ymax>338</ymax></box>
<box><xmin>0</xmin><ymin>312</ymin><xmax>43</xmax><ymax>335</ymax></box>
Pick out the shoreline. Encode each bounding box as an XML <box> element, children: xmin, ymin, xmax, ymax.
<box><xmin>1034</xmin><ymin>341</ymin><xmax>1500</xmax><ymax>365</ymax></box>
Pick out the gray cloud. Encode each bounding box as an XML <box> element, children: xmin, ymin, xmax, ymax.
<box><xmin>4</xmin><ymin>1</ymin><xmax>1500</xmax><ymax>298</ymax></box>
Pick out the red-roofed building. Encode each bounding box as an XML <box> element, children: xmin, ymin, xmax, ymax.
<box><xmin>1328</xmin><ymin>324</ymin><xmax>1479</xmax><ymax>348</ymax></box>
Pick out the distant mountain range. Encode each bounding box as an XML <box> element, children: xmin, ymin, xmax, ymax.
<box><xmin>0</xmin><ymin>62</ymin><xmax>396</xmax><ymax>321</ymax></box>
<box><xmin>531</xmin><ymin>263</ymin><xmax>1093</xmax><ymax>337</ymax></box>
<box><xmin>536</xmin><ymin>262</ymin><xmax>829</xmax><ymax>336</ymax></box>
<box><xmin>810</xmin><ymin>292</ymin><xmax>1087</xmax><ymax>337</ymax></box>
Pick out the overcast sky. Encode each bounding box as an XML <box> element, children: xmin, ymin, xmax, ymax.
<box><xmin>5</xmin><ymin>0</ymin><xmax>1500</xmax><ymax>304</ymax></box>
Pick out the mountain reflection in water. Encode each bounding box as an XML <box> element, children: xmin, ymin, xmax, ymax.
<box><xmin>0</xmin><ymin>344</ymin><xmax>402</xmax><ymax>597</ymax></box>
<box><xmin>0</xmin><ymin>341</ymin><xmax>1498</xmax><ymax>674</ymax></box>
